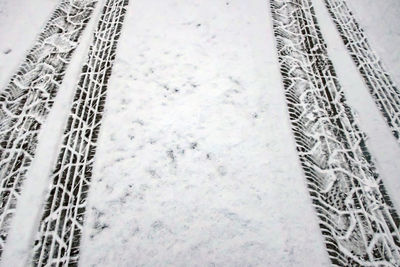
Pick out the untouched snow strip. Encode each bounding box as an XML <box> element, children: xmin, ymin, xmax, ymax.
<box><xmin>323</xmin><ymin>0</ymin><xmax>400</xmax><ymax>144</ymax></box>
<box><xmin>271</xmin><ymin>0</ymin><xmax>400</xmax><ymax>265</ymax></box>
<box><xmin>0</xmin><ymin>0</ymin><xmax>98</xmax><ymax>256</ymax></box>
<box><xmin>312</xmin><ymin>0</ymin><xmax>400</xmax><ymax>224</ymax></box>
<box><xmin>0</xmin><ymin>1</ymin><xmax>106</xmax><ymax>266</ymax></box>
<box><xmin>79</xmin><ymin>0</ymin><xmax>330</xmax><ymax>266</ymax></box>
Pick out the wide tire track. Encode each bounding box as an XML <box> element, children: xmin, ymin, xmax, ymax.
<box><xmin>324</xmin><ymin>0</ymin><xmax>400</xmax><ymax>144</ymax></box>
<box><xmin>0</xmin><ymin>0</ymin><xmax>98</xmax><ymax>256</ymax></box>
<box><xmin>32</xmin><ymin>0</ymin><xmax>129</xmax><ymax>265</ymax></box>
<box><xmin>269</xmin><ymin>0</ymin><xmax>400</xmax><ymax>265</ymax></box>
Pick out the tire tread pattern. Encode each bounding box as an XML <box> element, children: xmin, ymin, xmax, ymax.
<box><xmin>32</xmin><ymin>0</ymin><xmax>129</xmax><ymax>265</ymax></box>
<box><xmin>324</xmin><ymin>0</ymin><xmax>400</xmax><ymax>143</ymax></box>
<box><xmin>0</xmin><ymin>0</ymin><xmax>97</xmax><ymax>256</ymax></box>
<box><xmin>269</xmin><ymin>0</ymin><xmax>400</xmax><ymax>265</ymax></box>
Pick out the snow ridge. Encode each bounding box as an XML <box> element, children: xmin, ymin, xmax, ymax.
<box><xmin>324</xmin><ymin>0</ymin><xmax>400</xmax><ymax>144</ymax></box>
<box><xmin>32</xmin><ymin>0</ymin><xmax>129</xmax><ymax>265</ymax></box>
<box><xmin>0</xmin><ymin>0</ymin><xmax>97</xmax><ymax>256</ymax></box>
<box><xmin>269</xmin><ymin>0</ymin><xmax>400</xmax><ymax>265</ymax></box>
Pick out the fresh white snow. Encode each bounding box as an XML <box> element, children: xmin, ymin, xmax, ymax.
<box><xmin>0</xmin><ymin>0</ymin><xmax>399</xmax><ymax>266</ymax></box>
<box><xmin>79</xmin><ymin>0</ymin><xmax>330</xmax><ymax>265</ymax></box>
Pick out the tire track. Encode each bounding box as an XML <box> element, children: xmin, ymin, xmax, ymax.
<box><xmin>269</xmin><ymin>0</ymin><xmax>400</xmax><ymax>265</ymax></box>
<box><xmin>0</xmin><ymin>0</ymin><xmax>98</xmax><ymax>256</ymax></box>
<box><xmin>324</xmin><ymin>0</ymin><xmax>400</xmax><ymax>144</ymax></box>
<box><xmin>32</xmin><ymin>0</ymin><xmax>129</xmax><ymax>265</ymax></box>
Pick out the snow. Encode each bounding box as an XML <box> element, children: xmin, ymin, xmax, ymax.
<box><xmin>0</xmin><ymin>1</ymin><xmax>105</xmax><ymax>265</ymax></box>
<box><xmin>0</xmin><ymin>0</ymin><xmax>399</xmax><ymax>266</ymax></box>
<box><xmin>79</xmin><ymin>0</ymin><xmax>329</xmax><ymax>265</ymax></box>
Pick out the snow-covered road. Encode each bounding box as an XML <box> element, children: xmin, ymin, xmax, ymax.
<box><xmin>0</xmin><ymin>0</ymin><xmax>399</xmax><ymax>266</ymax></box>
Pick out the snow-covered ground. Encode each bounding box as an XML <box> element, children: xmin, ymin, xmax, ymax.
<box><xmin>347</xmin><ymin>0</ymin><xmax>400</xmax><ymax>86</ymax></box>
<box><xmin>312</xmin><ymin>0</ymin><xmax>400</xmax><ymax>215</ymax></box>
<box><xmin>0</xmin><ymin>0</ymin><xmax>399</xmax><ymax>266</ymax></box>
<box><xmin>78</xmin><ymin>0</ymin><xmax>329</xmax><ymax>265</ymax></box>
<box><xmin>0</xmin><ymin>0</ymin><xmax>58</xmax><ymax>88</ymax></box>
